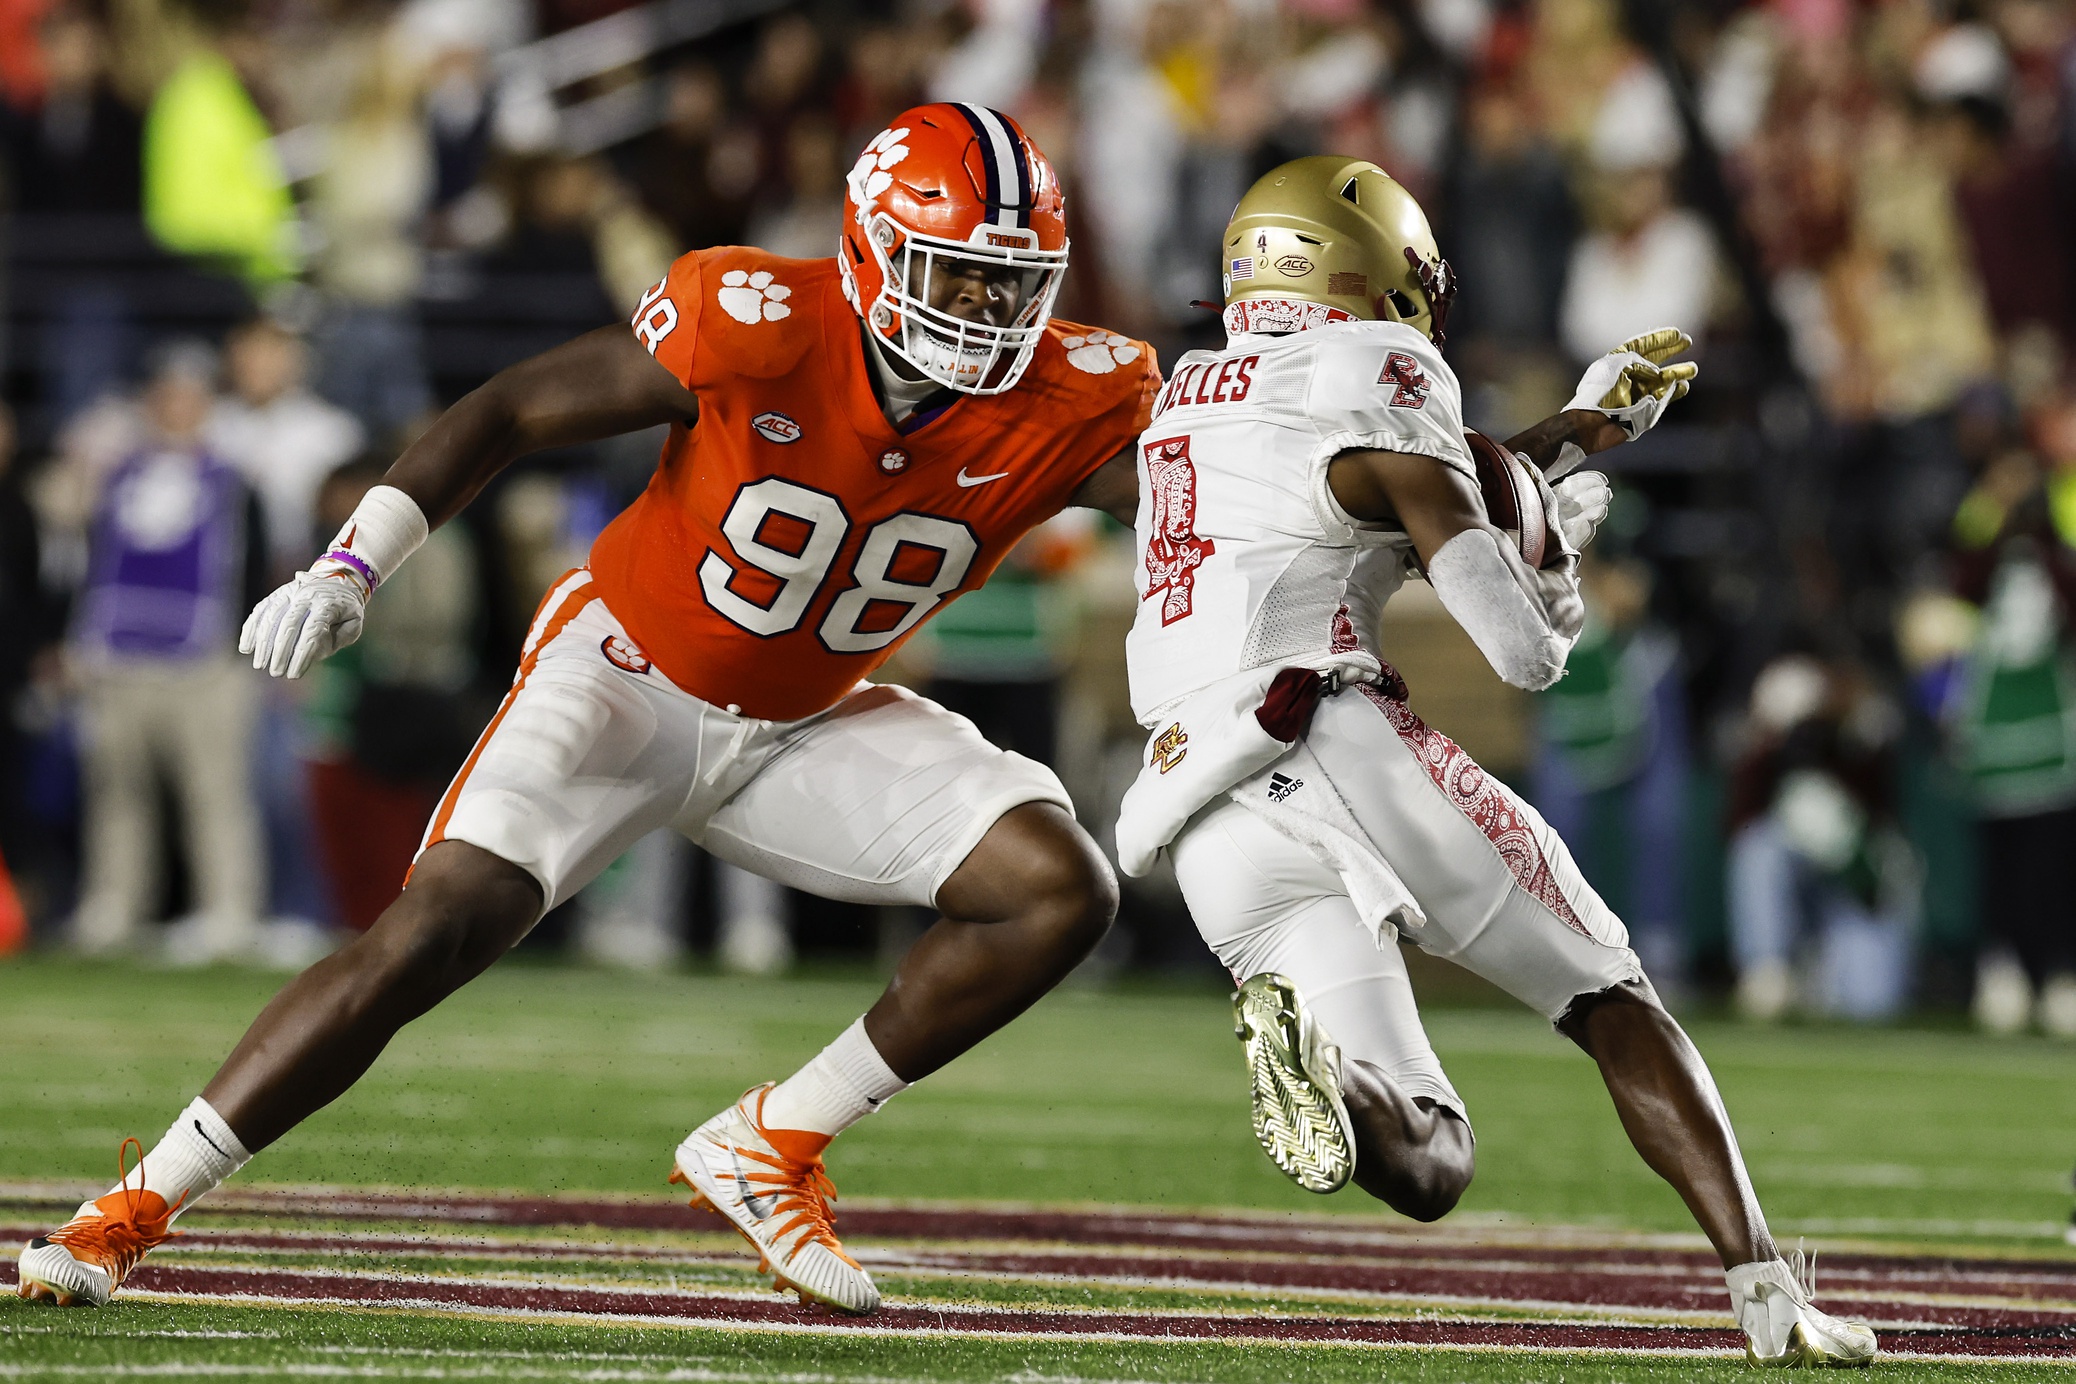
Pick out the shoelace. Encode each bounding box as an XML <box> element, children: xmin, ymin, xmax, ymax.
<box><xmin>1787</xmin><ymin>1239</ymin><xmax>1818</xmax><ymax>1303</ymax></box>
<box><xmin>45</xmin><ymin>1139</ymin><xmax>184</xmax><ymax>1286</ymax></box>
<box><xmin>733</xmin><ymin>1140</ymin><xmax>845</xmax><ymax>1254</ymax></box>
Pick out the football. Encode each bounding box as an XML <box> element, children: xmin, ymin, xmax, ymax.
<box><xmin>1464</xmin><ymin>427</ymin><xmax>1549</xmax><ymax>568</ymax></box>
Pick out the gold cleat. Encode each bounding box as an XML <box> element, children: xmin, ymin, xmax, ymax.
<box><xmin>1731</xmin><ymin>1251</ymin><xmax>1878</xmax><ymax>1368</ymax></box>
<box><xmin>1232</xmin><ymin>973</ymin><xmax>1356</xmax><ymax>1194</ymax></box>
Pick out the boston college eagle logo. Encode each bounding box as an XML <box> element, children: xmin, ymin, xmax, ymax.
<box><xmin>1143</xmin><ymin>436</ymin><xmax>1214</xmax><ymax>626</ymax></box>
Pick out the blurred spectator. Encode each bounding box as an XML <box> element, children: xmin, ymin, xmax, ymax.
<box><xmin>306</xmin><ymin>27</ymin><xmax>435</xmax><ymax>436</ymax></box>
<box><xmin>141</xmin><ymin>17</ymin><xmax>294</xmax><ymax>289</ymax></box>
<box><xmin>1947</xmin><ymin>442</ymin><xmax>2076</xmax><ymax>1037</ymax></box>
<box><xmin>1933</xmin><ymin>93</ymin><xmax>2070</xmax><ymax>353</ymax></box>
<box><xmin>927</xmin><ymin>0</ymin><xmax>1045</xmax><ymax>111</ymax></box>
<box><xmin>745</xmin><ymin>114</ymin><xmax>844</xmax><ymax>260</ymax></box>
<box><xmin>1559</xmin><ymin>86</ymin><xmax>1717</xmax><ymax>364</ymax></box>
<box><xmin>1825</xmin><ymin>104</ymin><xmax>1995</xmax><ymax>423</ymax></box>
<box><xmin>302</xmin><ymin>455</ymin><xmax>479</xmax><ymax>932</ymax></box>
<box><xmin>209</xmin><ymin>317</ymin><xmax>363</xmax><ymax>955</ymax></box>
<box><xmin>67</xmin><ymin>341</ymin><xmax>268</xmax><ymax>963</ymax></box>
<box><xmin>1447</xmin><ymin>81</ymin><xmax>1574</xmax><ymax>354</ymax></box>
<box><xmin>743</xmin><ymin>12</ymin><xmax>827</xmax><ymax>209</ymax></box>
<box><xmin>2</xmin><ymin>2</ymin><xmax>149</xmax><ymax>425</ymax></box>
<box><xmin>584</xmin><ymin>161</ymin><xmax>679</xmax><ymax>313</ymax></box>
<box><xmin>0</xmin><ymin>403</ymin><xmax>58</xmax><ymax>921</ymax></box>
<box><xmin>2</xmin><ymin>4</ymin><xmax>143</xmax><ymax>216</ymax></box>
<box><xmin>1533</xmin><ymin>553</ymin><xmax>1690</xmax><ymax>990</ymax></box>
<box><xmin>831</xmin><ymin>22</ymin><xmax>925</xmax><ymax>143</ymax></box>
<box><xmin>484</xmin><ymin>154</ymin><xmax>672</xmax><ymax>317</ymax></box>
<box><xmin>1725</xmin><ymin>656</ymin><xmax>1918</xmax><ymax>1022</ymax></box>
<box><xmin>209</xmin><ymin>317</ymin><xmax>365</xmax><ymax>576</ymax></box>
<box><xmin>625</xmin><ymin>63</ymin><xmax>755</xmax><ymax>252</ymax></box>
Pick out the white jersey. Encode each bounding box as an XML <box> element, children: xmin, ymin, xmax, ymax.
<box><xmin>1125</xmin><ymin>318</ymin><xmax>1471</xmax><ymax>725</ymax></box>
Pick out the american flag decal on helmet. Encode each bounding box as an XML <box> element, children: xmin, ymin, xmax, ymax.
<box><xmin>1230</xmin><ymin>256</ymin><xmax>1254</xmax><ymax>280</ymax></box>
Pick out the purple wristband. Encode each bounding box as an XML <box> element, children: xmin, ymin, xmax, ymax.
<box><xmin>323</xmin><ymin>549</ymin><xmax>378</xmax><ymax>589</ymax></box>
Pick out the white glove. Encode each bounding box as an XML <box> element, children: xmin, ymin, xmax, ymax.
<box><xmin>1552</xmin><ymin>470</ymin><xmax>1612</xmax><ymax>552</ymax></box>
<box><xmin>239</xmin><ymin>560</ymin><xmax>371</xmax><ymax>679</ymax></box>
<box><xmin>1567</xmin><ymin>328</ymin><xmax>1698</xmax><ymax>442</ymax></box>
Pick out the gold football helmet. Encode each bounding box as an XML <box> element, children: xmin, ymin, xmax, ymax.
<box><xmin>1221</xmin><ymin>156</ymin><xmax>1455</xmax><ymax>345</ymax></box>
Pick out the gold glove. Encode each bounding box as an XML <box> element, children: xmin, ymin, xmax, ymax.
<box><xmin>1569</xmin><ymin>328</ymin><xmax>1700</xmax><ymax>440</ymax></box>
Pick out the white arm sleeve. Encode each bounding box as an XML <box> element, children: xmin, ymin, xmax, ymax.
<box><xmin>1427</xmin><ymin>528</ymin><xmax>1583</xmax><ymax>692</ymax></box>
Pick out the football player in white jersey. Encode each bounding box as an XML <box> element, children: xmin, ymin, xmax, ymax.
<box><xmin>1103</xmin><ymin>157</ymin><xmax>1876</xmax><ymax>1368</ymax></box>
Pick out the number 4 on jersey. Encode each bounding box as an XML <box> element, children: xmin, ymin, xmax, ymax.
<box><xmin>1143</xmin><ymin>436</ymin><xmax>1214</xmax><ymax>626</ymax></box>
<box><xmin>699</xmin><ymin>478</ymin><xmax>978</xmax><ymax>653</ymax></box>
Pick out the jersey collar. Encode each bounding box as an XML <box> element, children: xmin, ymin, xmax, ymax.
<box><xmin>1222</xmin><ymin>298</ymin><xmax>1361</xmax><ymax>338</ymax></box>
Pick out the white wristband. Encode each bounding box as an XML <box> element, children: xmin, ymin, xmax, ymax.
<box><xmin>324</xmin><ymin>484</ymin><xmax>429</xmax><ymax>588</ymax></box>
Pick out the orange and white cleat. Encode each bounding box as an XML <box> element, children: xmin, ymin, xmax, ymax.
<box><xmin>18</xmin><ymin>1140</ymin><xmax>182</xmax><ymax>1307</ymax></box>
<box><xmin>670</xmin><ymin>1084</ymin><xmax>879</xmax><ymax>1314</ymax></box>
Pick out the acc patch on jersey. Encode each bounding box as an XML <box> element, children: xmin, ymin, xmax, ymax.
<box><xmin>752</xmin><ymin>411</ymin><xmax>803</xmax><ymax>444</ymax></box>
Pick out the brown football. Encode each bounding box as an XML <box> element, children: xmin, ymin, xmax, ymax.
<box><xmin>1464</xmin><ymin>428</ymin><xmax>1549</xmax><ymax>568</ymax></box>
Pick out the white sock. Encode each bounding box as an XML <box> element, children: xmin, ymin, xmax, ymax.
<box><xmin>98</xmin><ymin>1098</ymin><xmax>250</xmax><ymax>1219</ymax></box>
<box><xmin>758</xmin><ymin>1017</ymin><xmax>909</xmax><ymax>1137</ymax></box>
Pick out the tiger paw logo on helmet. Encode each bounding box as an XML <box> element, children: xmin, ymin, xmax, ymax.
<box><xmin>1062</xmin><ymin>331</ymin><xmax>1141</xmax><ymax>375</ymax></box>
<box><xmin>847</xmin><ymin>127</ymin><xmax>912</xmax><ymax>210</ymax></box>
<box><xmin>718</xmin><ymin>270</ymin><xmax>792</xmax><ymax>325</ymax></box>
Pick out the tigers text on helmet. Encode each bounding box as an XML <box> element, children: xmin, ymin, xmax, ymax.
<box><xmin>840</xmin><ymin>103</ymin><xmax>1069</xmax><ymax>396</ymax></box>
<box><xmin>1220</xmin><ymin>156</ymin><xmax>1455</xmax><ymax>346</ymax></box>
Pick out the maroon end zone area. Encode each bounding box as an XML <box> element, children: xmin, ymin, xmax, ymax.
<box><xmin>7</xmin><ymin>1221</ymin><xmax>2066</xmax><ymax>1335</ymax></box>
<box><xmin>4</xmin><ymin>1260</ymin><xmax>2072</xmax><ymax>1360</ymax></box>
<box><xmin>4</xmin><ymin>1189</ymin><xmax>2072</xmax><ymax>1361</ymax></box>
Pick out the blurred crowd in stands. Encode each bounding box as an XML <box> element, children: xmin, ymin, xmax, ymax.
<box><xmin>0</xmin><ymin>0</ymin><xmax>2072</xmax><ymax>1035</ymax></box>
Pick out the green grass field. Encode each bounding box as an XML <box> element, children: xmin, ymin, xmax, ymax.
<box><xmin>2</xmin><ymin>954</ymin><xmax>2072</xmax><ymax>1380</ymax></box>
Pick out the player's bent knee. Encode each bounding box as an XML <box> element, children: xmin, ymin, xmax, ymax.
<box><xmin>1353</xmin><ymin>1109</ymin><xmax>1474</xmax><ymax>1221</ymax></box>
<box><xmin>1023</xmin><ymin>821</ymin><xmax>1119</xmax><ymax>951</ymax></box>
<box><xmin>1555</xmin><ymin>977</ymin><xmax>1671</xmax><ymax>1054</ymax></box>
<box><xmin>943</xmin><ymin>802</ymin><xmax>1119</xmax><ymax>951</ymax></box>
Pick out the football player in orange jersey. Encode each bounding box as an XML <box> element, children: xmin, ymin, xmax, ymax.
<box><xmin>19</xmin><ymin>104</ymin><xmax>1154</xmax><ymax>1316</ymax></box>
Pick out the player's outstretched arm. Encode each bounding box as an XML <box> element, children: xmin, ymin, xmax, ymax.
<box><xmin>242</xmin><ymin>326</ymin><xmax>699</xmax><ymax>678</ymax></box>
<box><xmin>1328</xmin><ymin>447</ymin><xmax>1582</xmax><ymax>691</ymax></box>
<box><xmin>390</xmin><ymin>325</ymin><xmax>699</xmax><ymax>524</ymax></box>
<box><xmin>1504</xmin><ymin>328</ymin><xmax>1698</xmax><ymax>475</ymax></box>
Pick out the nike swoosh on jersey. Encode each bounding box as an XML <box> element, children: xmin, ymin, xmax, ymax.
<box><xmin>956</xmin><ymin>467</ymin><xmax>1010</xmax><ymax>487</ymax></box>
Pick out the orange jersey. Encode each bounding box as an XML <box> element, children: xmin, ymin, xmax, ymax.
<box><xmin>589</xmin><ymin>247</ymin><xmax>1160</xmax><ymax>721</ymax></box>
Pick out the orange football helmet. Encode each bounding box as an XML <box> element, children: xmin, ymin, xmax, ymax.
<box><xmin>840</xmin><ymin>103</ymin><xmax>1069</xmax><ymax>395</ymax></box>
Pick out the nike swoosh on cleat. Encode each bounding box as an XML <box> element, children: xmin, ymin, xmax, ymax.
<box><xmin>729</xmin><ymin>1149</ymin><xmax>775</xmax><ymax>1219</ymax></box>
<box><xmin>956</xmin><ymin>467</ymin><xmax>1009</xmax><ymax>487</ymax></box>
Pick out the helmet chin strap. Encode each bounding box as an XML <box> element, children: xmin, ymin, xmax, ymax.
<box><xmin>903</xmin><ymin>323</ymin><xmax>993</xmax><ymax>389</ymax></box>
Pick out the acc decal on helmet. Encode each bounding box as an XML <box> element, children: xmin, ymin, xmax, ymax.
<box><xmin>840</xmin><ymin>103</ymin><xmax>1070</xmax><ymax>396</ymax></box>
<box><xmin>1220</xmin><ymin>156</ymin><xmax>1456</xmax><ymax>346</ymax></box>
